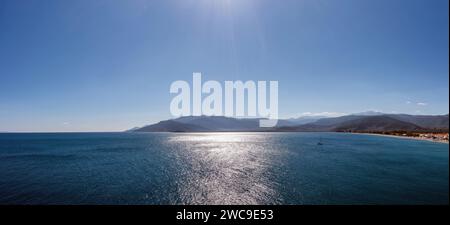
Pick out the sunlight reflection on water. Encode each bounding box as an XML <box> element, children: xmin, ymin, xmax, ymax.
<box><xmin>166</xmin><ymin>133</ymin><xmax>284</xmax><ymax>204</ymax></box>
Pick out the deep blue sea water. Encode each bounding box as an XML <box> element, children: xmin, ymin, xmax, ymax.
<box><xmin>0</xmin><ymin>132</ymin><xmax>448</xmax><ymax>205</ymax></box>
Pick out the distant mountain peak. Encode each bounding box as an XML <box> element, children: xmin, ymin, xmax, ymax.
<box><xmin>352</xmin><ymin>111</ymin><xmax>385</xmax><ymax>116</ymax></box>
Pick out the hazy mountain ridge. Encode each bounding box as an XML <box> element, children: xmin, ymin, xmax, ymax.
<box><xmin>132</xmin><ymin>113</ymin><xmax>449</xmax><ymax>133</ymax></box>
<box><xmin>285</xmin><ymin>116</ymin><xmax>327</xmax><ymax>125</ymax></box>
<box><xmin>331</xmin><ymin>115</ymin><xmax>423</xmax><ymax>132</ymax></box>
<box><xmin>386</xmin><ymin>114</ymin><xmax>449</xmax><ymax>129</ymax></box>
<box><xmin>134</xmin><ymin>120</ymin><xmax>210</xmax><ymax>132</ymax></box>
<box><xmin>294</xmin><ymin>113</ymin><xmax>449</xmax><ymax>132</ymax></box>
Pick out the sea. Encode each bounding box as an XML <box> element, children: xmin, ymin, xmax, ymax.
<box><xmin>0</xmin><ymin>132</ymin><xmax>448</xmax><ymax>205</ymax></box>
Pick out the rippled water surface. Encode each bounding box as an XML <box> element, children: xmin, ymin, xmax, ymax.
<box><xmin>0</xmin><ymin>132</ymin><xmax>448</xmax><ymax>204</ymax></box>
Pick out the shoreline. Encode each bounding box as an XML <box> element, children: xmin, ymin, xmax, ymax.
<box><xmin>355</xmin><ymin>132</ymin><xmax>449</xmax><ymax>144</ymax></box>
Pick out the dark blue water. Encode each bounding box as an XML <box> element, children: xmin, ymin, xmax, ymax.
<box><xmin>0</xmin><ymin>132</ymin><xmax>448</xmax><ymax>205</ymax></box>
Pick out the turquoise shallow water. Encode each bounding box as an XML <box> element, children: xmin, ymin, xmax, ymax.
<box><xmin>0</xmin><ymin>132</ymin><xmax>448</xmax><ymax>205</ymax></box>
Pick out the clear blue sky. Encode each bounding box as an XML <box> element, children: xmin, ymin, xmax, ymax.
<box><xmin>0</xmin><ymin>0</ymin><xmax>448</xmax><ymax>132</ymax></box>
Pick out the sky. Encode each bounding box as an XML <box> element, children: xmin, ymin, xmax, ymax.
<box><xmin>0</xmin><ymin>0</ymin><xmax>448</xmax><ymax>132</ymax></box>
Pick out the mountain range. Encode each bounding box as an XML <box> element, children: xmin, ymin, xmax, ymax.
<box><xmin>131</xmin><ymin>112</ymin><xmax>449</xmax><ymax>133</ymax></box>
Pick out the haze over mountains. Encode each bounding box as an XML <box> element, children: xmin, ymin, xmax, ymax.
<box><xmin>132</xmin><ymin>112</ymin><xmax>449</xmax><ymax>133</ymax></box>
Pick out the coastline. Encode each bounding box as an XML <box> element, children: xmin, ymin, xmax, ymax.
<box><xmin>355</xmin><ymin>132</ymin><xmax>449</xmax><ymax>144</ymax></box>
